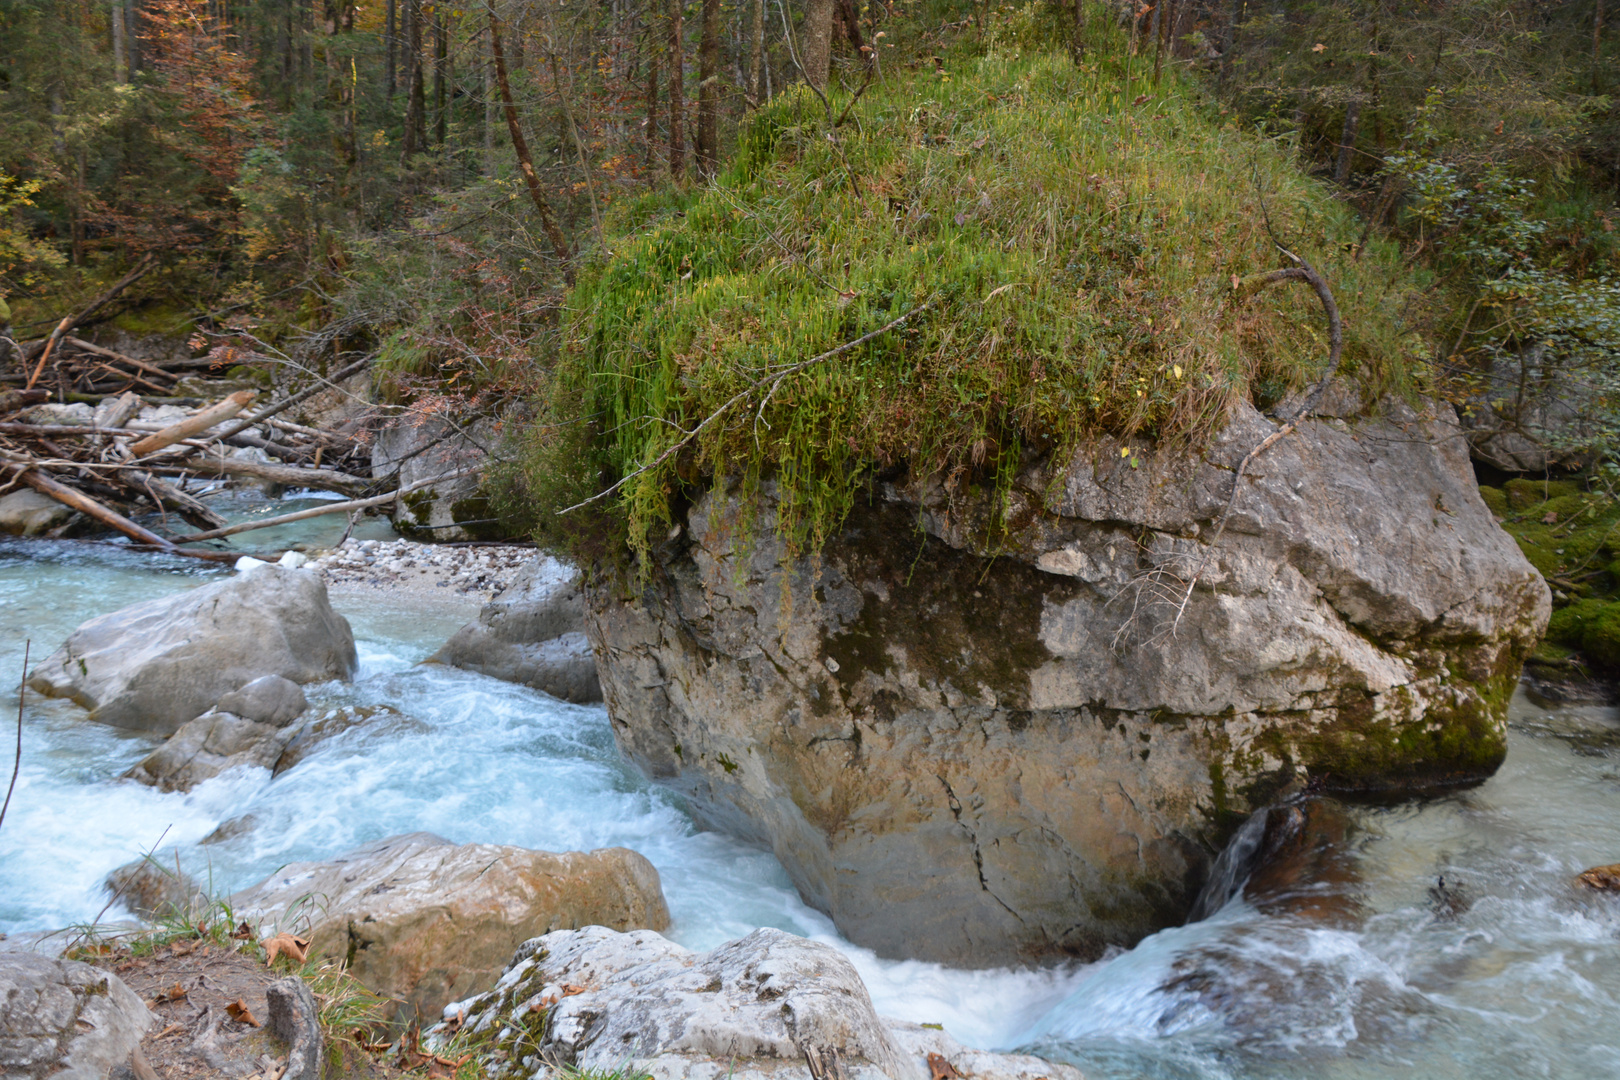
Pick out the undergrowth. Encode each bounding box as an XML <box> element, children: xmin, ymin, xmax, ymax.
<box><xmin>532</xmin><ymin>1</ymin><xmax>1429</xmax><ymax>565</ymax></box>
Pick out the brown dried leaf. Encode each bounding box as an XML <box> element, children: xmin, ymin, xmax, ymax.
<box><xmin>262</xmin><ymin>932</ymin><xmax>309</xmax><ymax>966</ymax></box>
<box><xmin>226</xmin><ymin>998</ymin><xmax>261</xmax><ymax>1028</ymax></box>
<box><xmin>231</xmin><ymin>921</ymin><xmax>255</xmax><ymax>941</ymax></box>
<box><xmin>928</xmin><ymin>1053</ymin><xmax>962</xmax><ymax>1080</ymax></box>
<box><xmin>1542</xmin><ymin>511</ymin><xmax>1559</xmax><ymax>524</ymax></box>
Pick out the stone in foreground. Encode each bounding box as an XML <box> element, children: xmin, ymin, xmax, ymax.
<box><xmin>0</xmin><ymin>952</ymin><xmax>152</xmax><ymax>1080</ymax></box>
<box><xmin>229</xmin><ymin>832</ymin><xmax>670</xmax><ymax>1024</ymax></box>
<box><xmin>27</xmin><ymin>568</ymin><xmax>356</xmax><ymax>735</ymax></box>
<box><xmin>587</xmin><ymin>398</ymin><xmax>1550</xmax><ymax>966</ymax></box>
<box><xmin>427</xmin><ymin>555</ymin><xmax>602</xmax><ymax>703</ymax></box>
<box><xmin>432</xmin><ymin>925</ymin><xmax>1078</xmax><ymax>1080</ymax></box>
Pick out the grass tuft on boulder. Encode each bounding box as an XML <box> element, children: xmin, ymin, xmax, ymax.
<box><xmin>532</xmin><ymin>4</ymin><xmax>1429</xmax><ymax>563</ymax></box>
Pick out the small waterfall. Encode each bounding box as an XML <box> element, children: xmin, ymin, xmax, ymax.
<box><xmin>1184</xmin><ymin>807</ymin><xmax>1272</xmax><ymax>923</ymax></box>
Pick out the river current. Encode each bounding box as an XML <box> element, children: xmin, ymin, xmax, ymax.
<box><xmin>4</xmin><ymin>512</ymin><xmax>1620</xmax><ymax>1078</ymax></box>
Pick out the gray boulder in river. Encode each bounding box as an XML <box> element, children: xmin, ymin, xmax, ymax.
<box><xmin>428</xmin><ymin>555</ymin><xmax>602</xmax><ymax>703</ymax></box>
<box><xmin>584</xmin><ymin>397</ymin><xmax>1551</xmax><ymax>967</ymax></box>
<box><xmin>432</xmin><ymin>925</ymin><xmax>1075</xmax><ymax>1080</ymax></box>
<box><xmin>0</xmin><ymin>952</ymin><xmax>152</xmax><ymax>1080</ymax></box>
<box><xmin>124</xmin><ymin>674</ymin><xmax>309</xmax><ymax>791</ymax></box>
<box><xmin>28</xmin><ymin>567</ymin><xmax>356</xmax><ymax>735</ymax></box>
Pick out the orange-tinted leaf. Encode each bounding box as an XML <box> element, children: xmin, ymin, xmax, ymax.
<box><xmin>226</xmin><ymin>998</ymin><xmax>260</xmax><ymax>1028</ymax></box>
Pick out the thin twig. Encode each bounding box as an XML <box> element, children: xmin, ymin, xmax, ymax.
<box><xmin>0</xmin><ymin>641</ymin><xmax>25</xmax><ymax>834</ymax></box>
<box><xmin>559</xmin><ymin>301</ymin><xmax>932</xmax><ymax>514</ymax></box>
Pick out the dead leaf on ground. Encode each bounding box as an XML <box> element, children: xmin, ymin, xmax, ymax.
<box><xmin>154</xmin><ymin>1023</ymin><xmax>187</xmax><ymax>1039</ymax></box>
<box><xmin>928</xmin><ymin>1053</ymin><xmax>963</xmax><ymax>1080</ymax></box>
<box><xmin>231</xmin><ymin>921</ymin><xmax>255</xmax><ymax>941</ymax></box>
<box><xmin>1543</xmin><ymin>511</ymin><xmax>1559</xmax><ymax>524</ymax></box>
<box><xmin>262</xmin><ymin>932</ymin><xmax>309</xmax><ymax>966</ymax></box>
<box><xmin>151</xmin><ymin>982</ymin><xmax>187</xmax><ymax>1004</ymax></box>
<box><xmin>169</xmin><ymin>939</ymin><xmax>196</xmax><ymax>957</ymax></box>
<box><xmin>226</xmin><ymin>998</ymin><xmax>261</xmax><ymax>1028</ymax></box>
<box><xmin>562</xmin><ymin>984</ymin><xmax>587</xmax><ymax>996</ymax></box>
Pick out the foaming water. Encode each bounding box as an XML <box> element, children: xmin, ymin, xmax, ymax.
<box><xmin>0</xmin><ymin>536</ymin><xmax>1079</xmax><ymax>1050</ymax></box>
<box><xmin>1016</xmin><ymin>690</ymin><xmax>1620</xmax><ymax>1078</ymax></box>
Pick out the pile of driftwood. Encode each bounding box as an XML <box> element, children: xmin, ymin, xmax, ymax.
<box><xmin>0</xmin><ymin>356</ymin><xmax>468</xmax><ymax>564</ymax></box>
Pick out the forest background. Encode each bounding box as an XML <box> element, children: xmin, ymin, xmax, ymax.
<box><xmin>1</xmin><ymin>0</ymin><xmax>1618</xmax><ymax>658</ymax></box>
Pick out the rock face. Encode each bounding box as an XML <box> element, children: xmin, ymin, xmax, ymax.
<box><xmin>28</xmin><ymin>568</ymin><xmax>356</xmax><ymax>735</ymax></box>
<box><xmin>585</xmin><ymin>398</ymin><xmax>1550</xmax><ymax>967</ymax></box>
<box><xmin>104</xmin><ymin>854</ymin><xmax>205</xmax><ymax>920</ymax></box>
<box><xmin>0</xmin><ymin>489</ymin><xmax>73</xmax><ymax>536</ymax></box>
<box><xmin>434</xmin><ymin>926</ymin><xmax>1077</xmax><ymax>1080</ymax></box>
<box><xmin>229</xmin><ymin>833</ymin><xmax>670</xmax><ymax>1024</ymax></box>
<box><xmin>428</xmin><ymin>556</ymin><xmax>602</xmax><ymax>703</ymax></box>
<box><xmin>0</xmin><ymin>952</ymin><xmax>152</xmax><ymax>1080</ymax></box>
<box><xmin>125</xmin><ymin>674</ymin><xmax>311</xmax><ymax>791</ymax></box>
<box><xmin>372</xmin><ymin>415</ymin><xmax>495</xmax><ymax>540</ymax></box>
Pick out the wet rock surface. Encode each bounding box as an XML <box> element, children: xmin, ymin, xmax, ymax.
<box><xmin>27</xmin><ymin>567</ymin><xmax>356</xmax><ymax>735</ymax></box>
<box><xmin>229</xmin><ymin>832</ymin><xmax>671</xmax><ymax>1024</ymax></box>
<box><xmin>428</xmin><ymin>555</ymin><xmax>602</xmax><ymax>703</ymax></box>
<box><xmin>587</xmin><ymin>398</ymin><xmax>1550</xmax><ymax>966</ymax></box>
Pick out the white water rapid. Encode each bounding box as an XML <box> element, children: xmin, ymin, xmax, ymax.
<box><xmin>5</xmin><ymin>520</ymin><xmax>1620</xmax><ymax>1078</ymax></box>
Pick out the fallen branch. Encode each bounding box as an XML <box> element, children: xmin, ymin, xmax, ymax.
<box><xmin>169</xmin><ymin>466</ymin><xmax>483</xmax><ymax>543</ymax></box>
<box><xmin>0</xmin><ymin>389</ymin><xmax>49</xmax><ymax>416</ymax></box>
<box><xmin>195</xmin><ymin>354</ymin><xmax>374</xmax><ymax>451</ymax></box>
<box><xmin>4</xmin><ymin>461</ymin><xmax>176</xmax><ymax>550</ymax></box>
<box><xmin>22</xmin><ymin>256</ymin><xmax>157</xmax><ymax>390</ymax></box>
<box><xmin>64</xmin><ymin>338</ymin><xmax>181</xmax><ymax>385</ymax></box>
<box><xmin>129</xmin><ymin>390</ymin><xmax>257</xmax><ymax>456</ymax></box>
<box><xmin>559</xmin><ymin>301</ymin><xmax>931</xmax><ymax>514</ymax></box>
<box><xmin>0</xmin><ymin>641</ymin><xmax>23</xmax><ymax>835</ymax></box>
<box><xmin>182</xmin><ymin>455</ymin><xmax>371</xmax><ymax>498</ymax></box>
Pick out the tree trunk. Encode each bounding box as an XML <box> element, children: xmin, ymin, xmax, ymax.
<box><xmin>112</xmin><ymin>2</ymin><xmax>128</xmax><ymax>84</ymax></box>
<box><xmin>1597</xmin><ymin>0</ymin><xmax>1607</xmax><ymax>92</ymax></box>
<box><xmin>1070</xmin><ymin>0</ymin><xmax>1085</xmax><ymax>64</ymax></box>
<box><xmin>485</xmin><ymin>21</ymin><xmax>497</xmax><ymax>173</ymax></box>
<box><xmin>668</xmin><ymin>0</ymin><xmax>685</xmax><ymax>180</ymax></box>
<box><xmin>645</xmin><ymin>42</ymin><xmax>660</xmax><ymax>175</ymax></box>
<box><xmin>488</xmin><ymin>0</ymin><xmax>574</xmax><ymax>279</ymax></box>
<box><xmin>697</xmin><ymin>0</ymin><xmax>719</xmax><ymax>176</ymax></box>
<box><xmin>801</xmin><ymin>0</ymin><xmax>833</xmax><ymax>91</ymax></box>
<box><xmin>433</xmin><ymin>9</ymin><xmax>447</xmax><ymax>145</ymax></box>
<box><xmin>127</xmin><ymin>0</ymin><xmax>141</xmax><ymax>74</ymax></box>
<box><xmin>386</xmin><ymin>0</ymin><xmax>396</xmax><ymax>98</ymax></box>
<box><xmin>749</xmin><ymin>0</ymin><xmax>765</xmax><ymax>104</ymax></box>
<box><xmin>402</xmin><ymin>0</ymin><xmax>428</xmax><ymax>162</ymax></box>
<box><xmin>1334</xmin><ymin>94</ymin><xmax>1361</xmax><ymax>182</ymax></box>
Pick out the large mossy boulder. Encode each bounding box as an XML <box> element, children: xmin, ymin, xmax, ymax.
<box><xmin>585</xmin><ymin>398</ymin><xmax>1548</xmax><ymax>967</ymax></box>
<box><xmin>27</xmin><ymin>567</ymin><xmax>356</xmax><ymax>735</ymax></box>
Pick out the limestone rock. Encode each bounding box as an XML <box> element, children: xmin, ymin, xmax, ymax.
<box><xmin>104</xmin><ymin>854</ymin><xmax>205</xmax><ymax>920</ymax></box>
<box><xmin>270</xmin><ymin>703</ymin><xmax>423</xmax><ymax>777</ymax></box>
<box><xmin>437</xmin><ymin>926</ymin><xmax>920</xmax><ymax>1080</ymax></box>
<box><xmin>434</xmin><ymin>926</ymin><xmax>1077</xmax><ymax>1080</ymax></box>
<box><xmin>124</xmin><ymin>709</ymin><xmax>298</xmax><ymax>792</ymax></box>
<box><xmin>585</xmin><ymin>399</ymin><xmax>1549</xmax><ymax>967</ymax></box>
<box><xmin>0</xmin><ymin>952</ymin><xmax>152</xmax><ymax>1080</ymax></box>
<box><xmin>27</xmin><ymin>567</ymin><xmax>357</xmax><ymax>735</ymax></box>
<box><xmin>427</xmin><ymin>556</ymin><xmax>602</xmax><ymax>703</ymax></box>
<box><xmin>371</xmin><ymin>415</ymin><xmax>494</xmax><ymax>540</ymax></box>
<box><xmin>229</xmin><ymin>833</ymin><xmax>671</xmax><ymax>1024</ymax></box>
<box><xmin>0</xmin><ymin>489</ymin><xmax>72</xmax><ymax>536</ymax></box>
<box><xmin>216</xmin><ymin>675</ymin><xmax>307</xmax><ymax>725</ymax></box>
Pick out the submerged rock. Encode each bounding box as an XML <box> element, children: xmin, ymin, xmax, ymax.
<box><xmin>229</xmin><ymin>832</ymin><xmax>670</xmax><ymax>1024</ymax></box>
<box><xmin>432</xmin><ymin>925</ymin><xmax>1077</xmax><ymax>1080</ymax></box>
<box><xmin>0</xmin><ymin>952</ymin><xmax>152</xmax><ymax>1080</ymax></box>
<box><xmin>27</xmin><ymin>568</ymin><xmax>356</xmax><ymax>735</ymax></box>
<box><xmin>587</xmin><ymin>398</ymin><xmax>1548</xmax><ymax>967</ymax></box>
<box><xmin>104</xmin><ymin>854</ymin><xmax>206</xmax><ymax>921</ymax></box>
<box><xmin>427</xmin><ymin>555</ymin><xmax>602</xmax><ymax>702</ymax></box>
<box><xmin>1576</xmin><ymin>863</ymin><xmax>1620</xmax><ymax>891</ymax></box>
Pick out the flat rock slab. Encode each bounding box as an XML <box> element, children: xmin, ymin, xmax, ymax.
<box><xmin>230</xmin><ymin>832</ymin><xmax>671</xmax><ymax>1024</ymax></box>
<box><xmin>28</xmin><ymin>567</ymin><xmax>356</xmax><ymax>735</ymax></box>
<box><xmin>0</xmin><ymin>952</ymin><xmax>152</xmax><ymax>1080</ymax></box>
